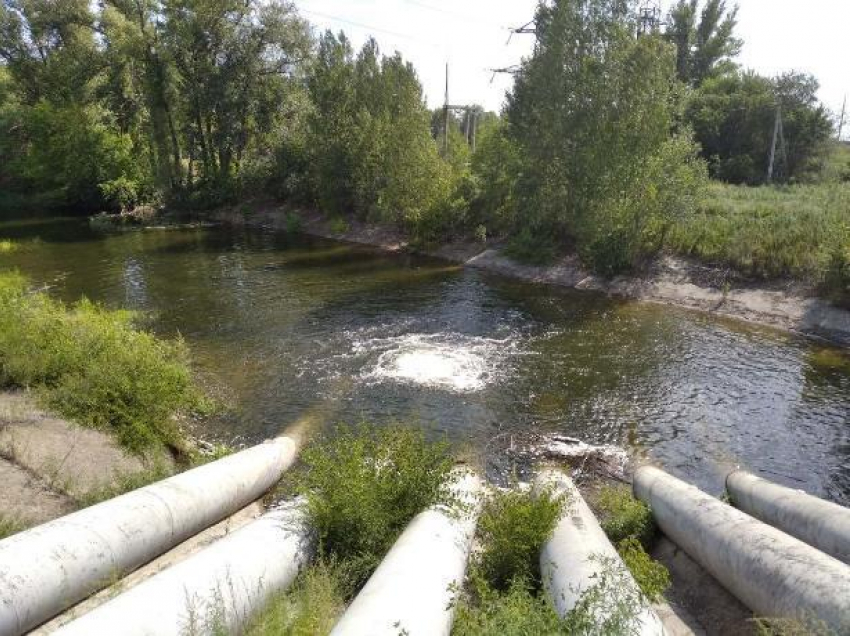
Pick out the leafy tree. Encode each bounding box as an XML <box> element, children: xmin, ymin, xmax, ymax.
<box><xmin>666</xmin><ymin>0</ymin><xmax>742</xmax><ymax>86</ymax></box>
<box><xmin>687</xmin><ymin>71</ymin><xmax>833</xmax><ymax>184</ymax></box>
<box><xmin>304</xmin><ymin>33</ymin><xmax>453</xmax><ymax>235</ymax></box>
<box><xmin>504</xmin><ymin>0</ymin><xmax>707</xmax><ymax>274</ymax></box>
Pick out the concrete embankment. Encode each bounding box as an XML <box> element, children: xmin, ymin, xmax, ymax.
<box><xmin>634</xmin><ymin>466</ymin><xmax>850</xmax><ymax>632</ymax></box>
<box><xmin>0</xmin><ymin>437</ymin><xmax>297</xmax><ymax>636</ymax></box>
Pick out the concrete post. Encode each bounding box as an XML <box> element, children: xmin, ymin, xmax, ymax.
<box><xmin>634</xmin><ymin>466</ymin><xmax>850</xmax><ymax>632</ymax></box>
<box><xmin>726</xmin><ymin>470</ymin><xmax>850</xmax><ymax>565</ymax></box>
<box><xmin>0</xmin><ymin>437</ymin><xmax>298</xmax><ymax>636</ymax></box>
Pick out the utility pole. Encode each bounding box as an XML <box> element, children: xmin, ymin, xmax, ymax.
<box><xmin>838</xmin><ymin>96</ymin><xmax>847</xmax><ymax>141</ymax></box>
<box><xmin>767</xmin><ymin>105</ymin><xmax>787</xmax><ymax>184</ymax></box>
<box><xmin>443</xmin><ymin>63</ymin><xmax>450</xmax><ymax>156</ymax></box>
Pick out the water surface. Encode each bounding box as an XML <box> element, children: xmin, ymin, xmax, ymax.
<box><xmin>3</xmin><ymin>218</ymin><xmax>849</xmax><ymax>503</ymax></box>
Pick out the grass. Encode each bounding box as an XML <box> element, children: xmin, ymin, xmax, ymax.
<box><xmin>617</xmin><ymin>537</ymin><xmax>670</xmax><ymax>602</ymax></box>
<box><xmin>667</xmin><ymin>182</ymin><xmax>850</xmax><ymax>300</ymax></box>
<box><xmin>76</xmin><ymin>460</ymin><xmax>176</xmax><ymax>508</ymax></box>
<box><xmin>244</xmin><ymin>560</ymin><xmax>347</xmax><ymax>636</ymax></box>
<box><xmin>594</xmin><ymin>484</ymin><xmax>656</xmax><ymax>548</ymax></box>
<box><xmin>473</xmin><ymin>486</ymin><xmax>566</xmax><ymax>592</ymax></box>
<box><xmin>0</xmin><ymin>239</ymin><xmax>16</xmax><ymax>253</ymax></box>
<box><xmin>288</xmin><ymin>424</ymin><xmax>455</xmax><ymax>594</ymax></box>
<box><xmin>0</xmin><ymin>514</ymin><xmax>28</xmax><ymax>540</ymax></box>
<box><xmin>244</xmin><ymin>424</ymin><xmax>456</xmax><ymax>633</ymax></box>
<box><xmin>0</xmin><ymin>272</ymin><xmax>208</xmax><ymax>455</ymax></box>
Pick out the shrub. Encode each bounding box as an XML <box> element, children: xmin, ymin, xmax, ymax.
<box><xmin>595</xmin><ymin>484</ymin><xmax>656</xmax><ymax>548</ymax></box>
<box><xmin>0</xmin><ymin>273</ymin><xmax>204</xmax><ymax>454</ymax></box>
<box><xmin>294</xmin><ymin>424</ymin><xmax>455</xmax><ymax>592</ymax></box>
<box><xmin>474</xmin><ymin>488</ymin><xmax>565</xmax><ymax>591</ymax></box>
<box><xmin>244</xmin><ymin>559</ymin><xmax>347</xmax><ymax>636</ymax></box>
<box><xmin>452</xmin><ymin>578</ymin><xmax>565</xmax><ymax>636</ymax></box>
<box><xmin>617</xmin><ymin>537</ymin><xmax>670</xmax><ymax>601</ymax></box>
<box><xmin>329</xmin><ymin>216</ymin><xmax>349</xmax><ymax>235</ymax></box>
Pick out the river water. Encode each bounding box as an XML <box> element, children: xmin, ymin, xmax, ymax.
<box><xmin>3</xmin><ymin>217</ymin><xmax>850</xmax><ymax>503</ymax></box>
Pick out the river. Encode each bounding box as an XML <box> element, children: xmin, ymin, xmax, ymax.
<box><xmin>3</xmin><ymin>217</ymin><xmax>850</xmax><ymax>504</ymax></box>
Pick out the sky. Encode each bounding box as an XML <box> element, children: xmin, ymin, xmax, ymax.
<box><xmin>296</xmin><ymin>0</ymin><xmax>849</xmax><ymax>123</ymax></box>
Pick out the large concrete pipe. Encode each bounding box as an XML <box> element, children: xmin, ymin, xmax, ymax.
<box><xmin>331</xmin><ymin>471</ymin><xmax>481</xmax><ymax>636</ymax></box>
<box><xmin>0</xmin><ymin>437</ymin><xmax>298</xmax><ymax>636</ymax></box>
<box><xmin>634</xmin><ymin>466</ymin><xmax>850</xmax><ymax>632</ymax></box>
<box><xmin>51</xmin><ymin>501</ymin><xmax>313</xmax><ymax>636</ymax></box>
<box><xmin>726</xmin><ymin>469</ymin><xmax>850</xmax><ymax>565</ymax></box>
<box><xmin>536</xmin><ymin>470</ymin><xmax>665</xmax><ymax>635</ymax></box>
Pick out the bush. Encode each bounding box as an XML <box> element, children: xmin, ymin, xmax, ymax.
<box><xmin>0</xmin><ymin>273</ymin><xmax>204</xmax><ymax>454</ymax></box>
<box><xmin>474</xmin><ymin>488</ymin><xmax>565</xmax><ymax>592</ymax></box>
<box><xmin>595</xmin><ymin>484</ymin><xmax>656</xmax><ymax>548</ymax></box>
<box><xmin>617</xmin><ymin>537</ymin><xmax>670</xmax><ymax>601</ymax></box>
<box><xmin>245</xmin><ymin>559</ymin><xmax>347</xmax><ymax>636</ymax></box>
<box><xmin>294</xmin><ymin>424</ymin><xmax>455</xmax><ymax>592</ymax></box>
<box><xmin>453</xmin><ymin>578</ymin><xmax>565</xmax><ymax>636</ymax></box>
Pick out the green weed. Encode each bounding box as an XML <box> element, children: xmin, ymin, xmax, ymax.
<box><xmin>473</xmin><ymin>487</ymin><xmax>565</xmax><ymax>592</ymax></box>
<box><xmin>76</xmin><ymin>460</ymin><xmax>175</xmax><ymax>508</ymax></box>
<box><xmin>0</xmin><ymin>272</ymin><xmax>206</xmax><ymax>454</ymax></box>
<box><xmin>328</xmin><ymin>216</ymin><xmax>349</xmax><ymax>235</ymax></box>
<box><xmin>452</xmin><ymin>578</ymin><xmax>565</xmax><ymax>636</ymax></box>
<box><xmin>594</xmin><ymin>484</ymin><xmax>656</xmax><ymax>548</ymax></box>
<box><xmin>292</xmin><ymin>424</ymin><xmax>455</xmax><ymax>594</ymax></box>
<box><xmin>0</xmin><ymin>514</ymin><xmax>28</xmax><ymax>540</ymax></box>
<box><xmin>0</xmin><ymin>240</ymin><xmax>16</xmax><ymax>253</ymax></box>
<box><xmin>617</xmin><ymin>537</ymin><xmax>670</xmax><ymax>602</ymax></box>
<box><xmin>244</xmin><ymin>559</ymin><xmax>347</xmax><ymax>636</ymax></box>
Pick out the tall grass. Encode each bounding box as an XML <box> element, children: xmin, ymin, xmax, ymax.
<box><xmin>0</xmin><ymin>272</ymin><xmax>206</xmax><ymax>454</ymax></box>
<box><xmin>667</xmin><ymin>183</ymin><xmax>850</xmax><ymax>300</ymax></box>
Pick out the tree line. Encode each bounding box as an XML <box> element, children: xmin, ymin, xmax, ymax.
<box><xmin>0</xmin><ymin>0</ymin><xmax>838</xmax><ymax>274</ymax></box>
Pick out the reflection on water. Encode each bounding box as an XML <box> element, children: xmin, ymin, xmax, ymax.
<box><xmin>3</xmin><ymin>218</ymin><xmax>850</xmax><ymax>504</ymax></box>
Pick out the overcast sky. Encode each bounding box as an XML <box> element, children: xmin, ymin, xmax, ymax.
<box><xmin>296</xmin><ymin>0</ymin><xmax>849</xmax><ymax>123</ymax></box>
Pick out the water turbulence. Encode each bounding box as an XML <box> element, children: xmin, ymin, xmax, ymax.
<box><xmin>358</xmin><ymin>333</ymin><xmax>520</xmax><ymax>393</ymax></box>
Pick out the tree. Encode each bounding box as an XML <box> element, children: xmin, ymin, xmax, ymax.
<box><xmin>666</xmin><ymin>0</ymin><xmax>741</xmax><ymax>86</ymax></box>
<box><xmin>304</xmin><ymin>32</ymin><xmax>452</xmax><ymax>233</ymax></box>
<box><xmin>504</xmin><ymin>0</ymin><xmax>706</xmax><ymax>274</ymax></box>
<box><xmin>687</xmin><ymin>71</ymin><xmax>833</xmax><ymax>184</ymax></box>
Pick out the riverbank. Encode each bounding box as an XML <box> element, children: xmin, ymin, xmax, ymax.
<box><xmin>0</xmin><ymin>391</ymin><xmax>172</xmax><ymax>534</ymax></box>
<box><xmin>207</xmin><ymin>205</ymin><xmax>850</xmax><ymax>347</ymax></box>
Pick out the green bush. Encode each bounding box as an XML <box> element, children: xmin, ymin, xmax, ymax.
<box><xmin>617</xmin><ymin>537</ymin><xmax>670</xmax><ymax>601</ymax></box>
<box><xmin>474</xmin><ymin>488</ymin><xmax>565</xmax><ymax>591</ymax></box>
<box><xmin>453</xmin><ymin>578</ymin><xmax>565</xmax><ymax>636</ymax></box>
<box><xmin>245</xmin><ymin>559</ymin><xmax>347</xmax><ymax>636</ymax></box>
<box><xmin>0</xmin><ymin>272</ymin><xmax>204</xmax><ymax>454</ymax></box>
<box><xmin>294</xmin><ymin>424</ymin><xmax>455</xmax><ymax>592</ymax></box>
<box><xmin>595</xmin><ymin>484</ymin><xmax>656</xmax><ymax>548</ymax></box>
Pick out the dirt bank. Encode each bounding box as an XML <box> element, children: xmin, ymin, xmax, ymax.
<box><xmin>208</xmin><ymin>206</ymin><xmax>850</xmax><ymax>347</ymax></box>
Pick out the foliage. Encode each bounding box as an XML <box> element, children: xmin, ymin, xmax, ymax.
<box><xmin>595</xmin><ymin>484</ymin><xmax>656</xmax><ymax>548</ymax></box>
<box><xmin>453</xmin><ymin>555</ymin><xmax>651</xmax><ymax>636</ymax></box>
<box><xmin>0</xmin><ymin>272</ymin><xmax>204</xmax><ymax>454</ymax></box>
<box><xmin>667</xmin><ymin>182</ymin><xmax>850</xmax><ymax>299</ymax></box>
<box><xmin>76</xmin><ymin>459</ymin><xmax>175</xmax><ymax>508</ymax></box>
<box><xmin>244</xmin><ymin>559</ymin><xmax>347</xmax><ymax>636</ymax></box>
<box><xmin>752</xmin><ymin>615</ymin><xmax>836</xmax><ymax>636</ymax></box>
<box><xmin>303</xmin><ymin>33</ymin><xmax>454</xmax><ymax>238</ymax></box>
<box><xmin>293</xmin><ymin>424</ymin><xmax>455</xmax><ymax>593</ymax></box>
<box><xmin>504</xmin><ymin>0</ymin><xmax>707</xmax><ymax>275</ymax></box>
<box><xmin>617</xmin><ymin>537</ymin><xmax>670</xmax><ymax>601</ymax></box>
<box><xmin>687</xmin><ymin>71</ymin><xmax>833</xmax><ymax>185</ymax></box>
<box><xmin>0</xmin><ymin>514</ymin><xmax>28</xmax><ymax>540</ymax></box>
<box><xmin>666</xmin><ymin>0</ymin><xmax>741</xmax><ymax>86</ymax></box>
<box><xmin>473</xmin><ymin>487</ymin><xmax>565</xmax><ymax>592</ymax></box>
<box><xmin>452</xmin><ymin>578</ymin><xmax>566</xmax><ymax>636</ymax></box>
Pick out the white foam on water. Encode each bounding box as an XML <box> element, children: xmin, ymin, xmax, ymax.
<box><xmin>356</xmin><ymin>333</ymin><xmax>519</xmax><ymax>393</ymax></box>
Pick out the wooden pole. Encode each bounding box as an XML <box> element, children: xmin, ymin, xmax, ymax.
<box><xmin>443</xmin><ymin>63</ymin><xmax>449</xmax><ymax>155</ymax></box>
<box><xmin>838</xmin><ymin>96</ymin><xmax>847</xmax><ymax>141</ymax></box>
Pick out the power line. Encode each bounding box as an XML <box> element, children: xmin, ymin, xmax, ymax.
<box><xmin>299</xmin><ymin>7</ymin><xmax>439</xmax><ymax>47</ymax></box>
